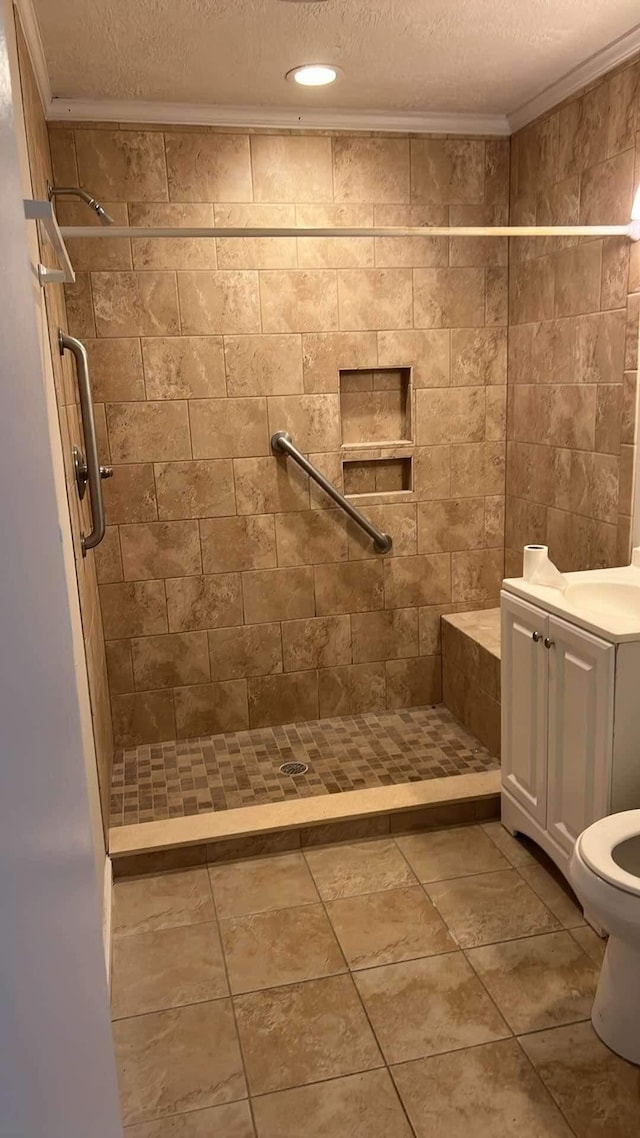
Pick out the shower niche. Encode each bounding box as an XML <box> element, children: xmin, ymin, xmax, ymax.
<box><xmin>339</xmin><ymin>366</ymin><xmax>413</xmax><ymax>498</ymax></box>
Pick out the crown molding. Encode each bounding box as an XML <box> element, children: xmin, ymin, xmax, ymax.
<box><xmin>12</xmin><ymin>0</ymin><xmax>51</xmax><ymax>108</ymax></box>
<box><xmin>508</xmin><ymin>21</ymin><xmax>640</xmax><ymax>132</ymax></box>
<box><xmin>46</xmin><ymin>98</ymin><xmax>511</xmax><ymax>135</ymax></box>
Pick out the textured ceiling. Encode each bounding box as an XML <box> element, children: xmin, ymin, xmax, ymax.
<box><xmin>34</xmin><ymin>0</ymin><xmax>640</xmax><ymax>114</ymax></box>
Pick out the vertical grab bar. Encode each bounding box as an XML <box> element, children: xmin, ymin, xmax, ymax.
<box><xmin>59</xmin><ymin>330</ymin><xmax>112</xmax><ymax>555</ymax></box>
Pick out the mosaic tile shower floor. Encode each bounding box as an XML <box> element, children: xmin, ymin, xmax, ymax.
<box><xmin>111</xmin><ymin>705</ymin><xmax>499</xmax><ymax>827</ymax></box>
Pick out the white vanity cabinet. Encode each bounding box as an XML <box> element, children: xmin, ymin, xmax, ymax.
<box><xmin>501</xmin><ymin>589</ymin><xmax>640</xmax><ymax>880</ymax></box>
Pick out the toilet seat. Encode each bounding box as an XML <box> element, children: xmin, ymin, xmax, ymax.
<box><xmin>577</xmin><ymin>812</ymin><xmax>640</xmax><ymax>897</ymax></box>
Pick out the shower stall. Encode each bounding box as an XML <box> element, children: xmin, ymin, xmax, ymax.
<box><xmin>16</xmin><ymin>29</ymin><xmax>640</xmax><ymax>869</ymax></box>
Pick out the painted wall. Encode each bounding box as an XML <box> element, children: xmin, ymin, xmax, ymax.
<box><xmin>16</xmin><ymin>20</ymin><xmax>113</xmax><ymax>833</ymax></box>
<box><xmin>0</xmin><ymin>2</ymin><xmax>123</xmax><ymax>1132</ymax></box>
<box><xmin>506</xmin><ymin>56</ymin><xmax>640</xmax><ymax>575</ymax></box>
<box><xmin>47</xmin><ymin>123</ymin><xmax>510</xmax><ymax>755</ymax></box>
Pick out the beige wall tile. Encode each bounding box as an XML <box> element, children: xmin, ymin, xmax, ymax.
<box><xmin>154</xmin><ymin>459</ymin><xmax>236</xmax><ymax>519</ymax></box>
<box><xmin>557</xmin><ymin>85</ymin><xmax>609</xmax><ymax>179</ymax></box>
<box><xmin>215</xmin><ymin>204</ymin><xmax>297</xmax><ymax>271</ymax></box>
<box><xmin>64</xmin><ymin>274</ymin><xmax>96</xmax><ymax>338</ymax></box>
<box><xmin>234</xmin><ymin>455</ymin><xmax>310</xmax><ymax>514</ymax></box>
<box><xmin>260</xmin><ymin>270</ymin><xmax>339</xmax><ymax>333</ymax></box>
<box><xmin>384</xmin><ymin>554</ymin><xmax>451</xmax><ymax>608</ymax></box>
<box><xmin>298</xmin><ymin>234</ymin><xmax>374</xmax><ymax>269</ymax></box>
<box><xmin>165</xmin><ymin>574</ymin><xmax>244</xmax><ymax>632</ymax></box>
<box><xmin>165</xmin><ymin>132</ymin><xmax>252</xmax><ymax>201</ymax></box>
<box><xmin>452</xmin><ymin>549</ymin><xmax>504</xmax><ymax>603</ymax></box>
<box><xmin>200</xmin><ymin>515</ymin><xmax>277</xmax><ymax>573</ymax></box>
<box><xmin>189</xmin><ymin>397</ymin><xmax>269</xmax><ymax>458</ymax></box>
<box><xmin>58</xmin><ymin>200</ymin><xmax>131</xmax><ymax>272</ymax></box>
<box><xmin>74</xmin><ymin>129</ymin><xmax>168</xmax><ymax>200</ymax></box>
<box><xmin>374</xmin><ymin>235</ymin><xmax>448</xmax><ymax>269</ymax></box>
<box><xmin>130</xmin><ymin>203</ymin><xmax>217</xmax><ymax>270</ymax></box>
<box><xmin>509</xmin><ymin>256</ymin><xmax>554</xmax><ymax>325</ymax></box>
<box><xmin>486</xmin><ymin>267</ymin><xmax>508</xmax><ymax>326</ymax></box>
<box><xmin>111</xmin><ymin>690</ymin><xmax>176</xmax><ymax>748</ymax></box>
<box><xmin>414</xmin><ymin>447</ymin><xmax>451</xmax><ymax>500</ymax></box>
<box><xmin>174</xmin><ymin>680</ymin><xmax>249</xmax><ymax>737</ymax></box>
<box><xmin>106</xmin><ymin>401</ymin><xmax>191</xmax><ymax>462</ymax></box>
<box><xmin>224</xmin><ymin>334</ymin><xmax>303</xmax><ymax>396</ymax></box>
<box><xmin>251</xmin><ymin>135</ymin><xmax>333</xmax><ymax>202</ymax></box>
<box><xmin>100</xmin><ymin>581</ymin><xmax>168</xmax><ymax>639</ymax></box>
<box><xmin>282</xmin><ymin>615</ymin><xmax>352</xmax><ymax>672</ymax></box>
<box><xmin>416</xmin><ymin>387</ymin><xmax>485</xmax><ymax>445</ymax></box>
<box><xmin>95</xmin><ymin>527</ymin><xmax>124</xmax><ymax>585</ymax></box>
<box><xmin>410</xmin><ymin>139</ymin><xmax>485</xmax><ymax>204</ymax></box>
<box><xmin>554</xmin><ymin>242</ymin><xmax>603</xmax><ymax>318</ymax></box>
<box><xmin>92</xmin><ymin>271</ymin><xmax>179</xmax><ymax>337</ymax></box>
<box><xmin>208</xmin><ymin>624</ymin><xmax>282</xmax><ymax>682</ymax></box>
<box><xmin>386</xmin><ymin>656</ymin><xmax>442</xmax><ymax>708</ymax></box>
<box><xmin>131</xmin><ymin>631</ymin><xmax>210</xmax><ymax>689</ymax></box>
<box><xmin>579</xmin><ymin>149</ymin><xmax>636</xmax><ymax>225</ymax></box>
<box><xmin>103</xmin><ymin>464</ymin><xmax>158</xmax><ymax>524</ymax></box>
<box><xmin>315</xmin><ymin>560</ymin><xmax>384</xmax><ymax>615</ymax></box>
<box><xmin>338</xmin><ymin>269</ymin><xmax>412</xmax><ymax>331</ymax></box>
<box><xmin>333</xmin><ymin>137</ymin><xmax>410</xmax><ymax>204</ymax></box>
<box><xmin>243</xmin><ymin>566</ymin><xmax>315</xmax><ymax>624</ymax></box>
<box><xmin>575</xmin><ymin>309</ymin><xmax>626</xmax><ymax>384</ymax></box>
<box><xmin>105</xmin><ymin>640</ymin><xmax>134</xmax><ymax>695</ymax></box>
<box><xmin>451</xmin><ymin>328</ymin><xmax>507</xmax><ymax>386</ymax></box>
<box><xmin>48</xmin><ymin>126</ymin><xmax>77</xmax><ymax>184</ymax></box>
<box><xmin>607</xmin><ymin>62</ymin><xmax>640</xmax><ymax>156</ymax></box>
<box><xmin>318</xmin><ymin>662</ymin><xmax>386</xmax><ymax>716</ymax></box>
<box><xmin>568</xmin><ymin>451</ymin><xmax>619</xmax><ymax>524</ymax></box>
<box><xmin>267</xmin><ymin>393</ymin><xmax>341</xmax><ymax>451</ymax></box>
<box><xmin>178</xmin><ymin>271</ymin><xmax>261</xmax><ymax>335</ymax></box>
<box><xmin>302</xmin><ymin>331</ymin><xmax>378</xmax><ymax>393</ymax></box>
<box><xmin>418</xmin><ymin>499</ymin><xmax>485</xmax><ymax>553</ymax></box>
<box><xmin>377</xmin><ymin>330</ymin><xmax>450</xmax><ymax>388</ymax></box>
<box><xmin>486</xmin><ymin>387</ymin><xmax>507</xmax><ymax>441</ymax></box>
<box><xmin>275</xmin><ymin>510</ymin><xmax>348</xmax><ymax>566</ymax></box>
<box><xmin>142</xmin><ymin>337</ymin><xmax>226</xmax><ymax>400</ymax></box>
<box><xmin>120</xmin><ymin>520</ymin><xmax>202</xmax><ymax>580</ymax></box>
<box><xmin>351</xmin><ymin>608</ymin><xmax>419</xmax><ymax>663</ymax></box>
<box><xmin>347</xmin><ymin>503</ymin><xmax>417</xmax><ymax>560</ymax></box>
<box><xmin>296</xmin><ymin>204</ymin><xmax>374</xmax><ymax>228</ymax></box>
<box><xmin>414</xmin><ymin>268</ymin><xmax>485</xmax><ymax>328</ymax></box>
<box><xmin>449</xmin><ymin>443</ymin><xmax>505</xmax><ymax>498</ymax></box>
<box><xmin>248</xmin><ymin>671</ymin><xmax>319</xmax><ymax>728</ymax></box>
<box><xmin>85</xmin><ymin>339</ymin><xmax>145</xmax><ymax>402</ymax></box>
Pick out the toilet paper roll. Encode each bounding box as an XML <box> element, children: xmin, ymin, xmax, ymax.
<box><xmin>523</xmin><ymin>544</ymin><xmax>567</xmax><ymax>589</ymax></box>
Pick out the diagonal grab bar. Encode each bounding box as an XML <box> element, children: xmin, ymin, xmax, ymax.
<box><xmin>271</xmin><ymin>432</ymin><xmax>392</xmax><ymax>554</ymax></box>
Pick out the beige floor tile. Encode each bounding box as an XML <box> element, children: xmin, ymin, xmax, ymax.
<box><xmin>234</xmin><ymin>973</ymin><xmax>382</xmax><ymax>1095</ymax></box>
<box><xmin>208</xmin><ymin>852</ymin><xmax>319</xmax><ymax>918</ymax></box>
<box><xmin>571</xmin><ymin>924</ymin><xmax>608</xmax><ymax>966</ymax></box>
<box><xmin>392</xmin><ymin>1038</ymin><xmax>573</xmax><ymax>1137</ymax></box>
<box><xmin>426</xmin><ymin>869</ymin><xmax>560</xmax><ymax>947</ymax></box>
<box><xmin>113</xmin><ymin>999</ymin><xmax>246</xmax><ymax>1126</ymax></box>
<box><xmin>304</xmin><ymin>838</ymin><xmax>416</xmax><ymax>900</ymax></box>
<box><xmin>354</xmin><ymin>952</ymin><xmax>509</xmax><ymax>1064</ymax></box>
<box><xmin>220</xmin><ymin>904</ymin><xmax>346</xmax><ymax>993</ymax></box>
<box><xmin>113</xmin><ymin>869</ymin><xmax>215</xmax><ymax>936</ymax></box>
<box><xmin>467</xmin><ymin>931</ymin><xmax>599</xmax><ymax>1034</ymax></box>
<box><xmin>396</xmin><ymin>825</ymin><xmax>509</xmax><ymax>882</ymax></box>
<box><xmin>111</xmin><ymin>922</ymin><xmax>228</xmax><ymax>1019</ymax></box>
<box><xmin>519</xmin><ymin>863</ymin><xmax>585</xmax><ymax>928</ymax></box>
<box><xmin>481</xmin><ymin>821</ymin><xmax>538</xmax><ymax>867</ymax></box>
<box><xmin>251</xmin><ymin>1069</ymin><xmax>413</xmax><ymax>1138</ymax></box>
<box><xmin>326</xmin><ymin>885</ymin><xmax>455</xmax><ymax>969</ymax></box>
<box><xmin>520</xmin><ymin>1020</ymin><xmax>640</xmax><ymax>1137</ymax></box>
<box><xmin>123</xmin><ymin>1101</ymin><xmax>255</xmax><ymax>1136</ymax></box>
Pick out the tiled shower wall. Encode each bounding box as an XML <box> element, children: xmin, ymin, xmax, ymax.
<box><xmin>16</xmin><ymin>26</ymin><xmax>113</xmax><ymax>831</ymax></box>
<box><xmin>506</xmin><ymin>56</ymin><xmax>640</xmax><ymax>575</ymax></box>
<box><xmin>47</xmin><ymin>124</ymin><xmax>510</xmax><ymax>746</ymax></box>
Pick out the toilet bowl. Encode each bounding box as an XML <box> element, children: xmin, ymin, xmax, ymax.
<box><xmin>569</xmin><ymin>811</ymin><xmax>640</xmax><ymax>1065</ymax></box>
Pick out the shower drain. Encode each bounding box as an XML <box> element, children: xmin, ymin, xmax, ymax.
<box><xmin>279</xmin><ymin>761</ymin><xmax>309</xmax><ymax>776</ymax></box>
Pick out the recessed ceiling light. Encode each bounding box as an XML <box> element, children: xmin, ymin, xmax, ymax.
<box><xmin>286</xmin><ymin>64</ymin><xmax>340</xmax><ymax>86</ymax></box>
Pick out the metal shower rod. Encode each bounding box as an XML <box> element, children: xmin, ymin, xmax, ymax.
<box><xmin>59</xmin><ymin>224</ymin><xmax>636</xmax><ymax>239</ymax></box>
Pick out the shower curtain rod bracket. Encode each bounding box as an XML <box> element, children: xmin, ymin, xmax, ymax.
<box><xmin>24</xmin><ymin>199</ymin><xmax>76</xmax><ymax>286</ymax></box>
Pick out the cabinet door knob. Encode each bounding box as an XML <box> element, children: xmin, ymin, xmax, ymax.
<box><xmin>544</xmin><ymin>637</ymin><xmax>555</xmax><ymax>649</ymax></box>
<box><xmin>532</xmin><ymin>631</ymin><xmax>542</xmax><ymax>642</ymax></box>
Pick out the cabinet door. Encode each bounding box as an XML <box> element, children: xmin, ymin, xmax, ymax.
<box><xmin>501</xmin><ymin>593</ymin><xmax>549</xmax><ymax>825</ymax></box>
<box><xmin>546</xmin><ymin>615</ymin><xmax>614</xmax><ymax>856</ymax></box>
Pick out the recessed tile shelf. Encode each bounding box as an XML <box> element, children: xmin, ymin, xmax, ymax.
<box><xmin>343</xmin><ymin>455</ymin><xmax>413</xmax><ymax>496</ymax></box>
<box><xmin>340</xmin><ymin>367</ymin><xmax>412</xmax><ymax>446</ymax></box>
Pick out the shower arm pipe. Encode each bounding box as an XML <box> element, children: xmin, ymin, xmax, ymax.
<box><xmin>58</xmin><ymin>223</ymin><xmax>639</xmax><ymax>239</ymax></box>
<box><xmin>271</xmin><ymin>431</ymin><xmax>392</xmax><ymax>554</ymax></box>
